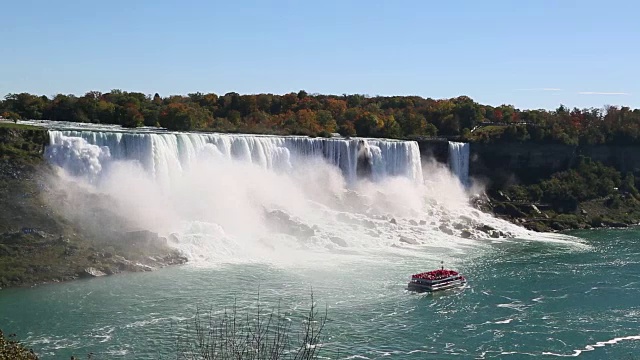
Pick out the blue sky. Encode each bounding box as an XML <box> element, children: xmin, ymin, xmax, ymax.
<box><xmin>1</xmin><ymin>0</ymin><xmax>638</xmax><ymax>109</ymax></box>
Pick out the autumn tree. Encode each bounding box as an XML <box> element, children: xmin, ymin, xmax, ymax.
<box><xmin>1</xmin><ymin>111</ymin><xmax>21</xmax><ymax>123</ymax></box>
<box><xmin>3</xmin><ymin>89</ymin><xmax>640</xmax><ymax>145</ymax></box>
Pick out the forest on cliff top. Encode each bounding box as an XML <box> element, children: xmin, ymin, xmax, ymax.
<box><xmin>2</xmin><ymin>91</ymin><xmax>640</xmax><ymax>145</ymax></box>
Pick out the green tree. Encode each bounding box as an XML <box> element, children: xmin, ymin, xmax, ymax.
<box><xmin>397</xmin><ymin>111</ymin><xmax>427</xmax><ymax>136</ymax></box>
<box><xmin>621</xmin><ymin>172</ymin><xmax>639</xmax><ymax>197</ymax></box>
<box><xmin>3</xmin><ymin>93</ymin><xmax>46</xmax><ymax>120</ymax></box>
<box><xmin>159</xmin><ymin>103</ymin><xmax>211</xmax><ymax>131</ymax></box>
<box><xmin>316</xmin><ymin>110</ymin><xmax>337</xmax><ymax>133</ymax></box>
<box><xmin>354</xmin><ymin>112</ymin><xmax>382</xmax><ymax>137</ymax></box>
<box><xmin>380</xmin><ymin>115</ymin><xmax>402</xmax><ymax>138</ymax></box>
<box><xmin>45</xmin><ymin>94</ymin><xmax>78</xmax><ymax>121</ymax></box>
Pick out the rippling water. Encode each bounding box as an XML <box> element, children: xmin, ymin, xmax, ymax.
<box><xmin>1</xmin><ymin>229</ymin><xmax>639</xmax><ymax>359</ymax></box>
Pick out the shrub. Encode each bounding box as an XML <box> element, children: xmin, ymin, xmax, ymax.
<box><xmin>589</xmin><ymin>215</ymin><xmax>603</xmax><ymax>227</ymax></box>
<box><xmin>554</xmin><ymin>214</ymin><xmax>581</xmax><ymax>228</ymax></box>
<box><xmin>175</xmin><ymin>294</ymin><xmax>326</xmax><ymax>360</ymax></box>
<box><xmin>605</xmin><ymin>195</ymin><xmax>623</xmax><ymax>209</ymax></box>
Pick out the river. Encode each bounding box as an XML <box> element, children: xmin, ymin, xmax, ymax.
<box><xmin>1</xmin><ymin>229</ymin><xmax>639</xmax><ymax>359</ymax></box>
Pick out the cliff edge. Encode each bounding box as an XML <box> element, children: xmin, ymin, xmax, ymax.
<box><xmin>0</xmin><ymin>123</ymin><xmax>187</xmax><ymax>289</ymax></box>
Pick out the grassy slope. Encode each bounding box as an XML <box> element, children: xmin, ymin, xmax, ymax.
<box><xmin>467</xmin><ymin>125</ymin><xmax>507</xmax><ymax>140</ymax></box>
<box><xmin>0</xmin><ymin>121</ymin><xmax>41</xmax><ymax>130</ymax></box>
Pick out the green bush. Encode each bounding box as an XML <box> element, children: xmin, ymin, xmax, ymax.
<box><xmin>589</xmin><ymin>215</ymin><xmax>603</xmax><ymax>227</ymax></box>
<box><xmin>606</xmin><ymin>195</ymin><xmax>624</xmax><ymax>209</ymax></box>
<box><xmin>554</xmin><ymin>214</ymin><xmax>581</xmax><ymax>228</ymax></box>
<box><xmin>505</xmin><ymin>156</ymin><xmax>624</xmax><ymax>213</ymax></box>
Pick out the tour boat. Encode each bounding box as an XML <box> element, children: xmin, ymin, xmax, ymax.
<box><xmin>407</xmin><ymin>266</ymin><xmax>466</xmax><ymax>293</ymax></box>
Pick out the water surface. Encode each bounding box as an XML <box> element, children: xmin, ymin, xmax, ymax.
<box><xmin>2</xmin><ymin>229</ymin><xmax>639</xmax><ymax>359</ymax></box>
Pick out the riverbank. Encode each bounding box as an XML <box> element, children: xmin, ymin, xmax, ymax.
<box><xmin>0</xmin><ymin>124</ymin><xmax>187</xmax><ymax>289</ymax></box>
<box><xmin>474</xmin><ymin>193</ymin><xmax>640</xmax><ymax>233</ymax></box>
<box><xmin>471</xmin><ymin>156</ymin><xmax>640</xmax><ymax>232</ymax></box>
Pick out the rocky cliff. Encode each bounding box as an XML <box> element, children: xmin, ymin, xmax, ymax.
<box><xmin>0</xmin><ymin>123</ymin><xmax>187</xmax><ymax>288</ymax></box>
<box><xmin>415</xmin><ymin>139</ymin><xmax>449</xmax><ymax>165</ymax></box>
<box><xmin>469</xmin><ymin>142</ymin><xmax>640</xmax><ymax>189</ymax></box>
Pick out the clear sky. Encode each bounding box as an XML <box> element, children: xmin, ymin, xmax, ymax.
<box><xmin>2</xmin><ymin>0</ymin><xmax>638</xmax><ymax>110</ymax></box>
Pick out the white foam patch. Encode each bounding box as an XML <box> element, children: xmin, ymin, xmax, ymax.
<box><xmin>542</xmin><ymin>334</ymin><xmax>640</xmax><ymax>357</ymax></box>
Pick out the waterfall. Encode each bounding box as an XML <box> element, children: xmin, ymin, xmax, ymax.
<box><xmin>448</xmin><ymin>141</ymin><xmax>470</xmax><ymax>187</ymax></box>
<box><xmin>45</xmin><ymin>130</ymin><xmax>424</xmax><ymax>186</ymax></box>
<box><xmin>30</xmin><ymin>120</ymin><xmax>570</xmax><ymax>264</ymax></box>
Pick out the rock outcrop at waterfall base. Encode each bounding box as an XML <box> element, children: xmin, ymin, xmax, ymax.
<box><xmin>0</xmin><ymin>124</ymin><xmax>187</xmax><ymax>289</ymax></box>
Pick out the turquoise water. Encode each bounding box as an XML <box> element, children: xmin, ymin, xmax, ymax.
<box><xmin>1</xmin><ymin>229</ymin><xmax>640</xmax><ymax>359</ymax></box>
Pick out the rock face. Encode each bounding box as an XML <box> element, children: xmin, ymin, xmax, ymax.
<box><xmin>415</xmin><ymin>139</ymin><xmax>449</xmax><ymax>165</ymax></box>
<box><xmin>469</xmin><ymin>142</ymin><xmax>640</xmax><ymax>188</ymax></box>
<box><xmin>264</xmin><ymin>209</ymin><xmax>315</xmax><ymax>239</ymax></box>
<box><xmin>438</xmin><ymin>224</ymin><xmax>454</xmax><ymax>236</ymax></box>
<box><xmin>0</xmin><ymin>125</ymin><xmax>192</xmax><ymax>289</ymax></box>
<box><xmin>126</xmin><ymin>230</ymin><xmax>166</xmax><ymax>246</ymax></box>
<box><xmin>399</xmin><ymin>236</ymin><xmax>419</xmax><ymax>245</ymax></box>
<box><xmin>84</xmin><ymin>251</ymin><xmax>188</xmax><ymax>278</ymax></box>
<box><xmin>81</xmin><ymin>267</ymin><xmax>106</xmax><ymax>277</ymax></box>
<box><xmin>329</xmin><ymin>236</ymin><xmax>348</xmax><ymax>247</ymax></box>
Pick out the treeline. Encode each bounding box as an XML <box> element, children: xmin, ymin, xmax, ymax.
<box><xmin>2</xmin><ymin>90</ymin><xmax>640</xmax><ymax>144</ymax></box>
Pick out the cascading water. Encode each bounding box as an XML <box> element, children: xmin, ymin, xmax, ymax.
<box><xmin>448</xmin><ymin>141</ymin><xmax>470</xmax><ymax>188</ymax></box>
<box><xmin>31</xmin><ymin>120</ymin><xmax>576</xmax><ymax>266</ymax></box>
<box><xmin>46</xmin><ymin>130</ymin><xmax>424</xmax><ymax>187</ymax></box>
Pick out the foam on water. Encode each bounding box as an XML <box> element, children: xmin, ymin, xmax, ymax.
<box><xmin>31</xmin><ymin>121</ymin><xmax>583</xmax><ymax>266</ymax></box>
<box><xmin>542</xmin><ymin>334</ymin><xmax>640</xmax><ymax>357</ymax></box>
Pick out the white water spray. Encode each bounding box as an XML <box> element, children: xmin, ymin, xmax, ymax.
<box><xmin>33</xmin><ymin>121</ymin><xmax>580</xmax><ymax>266</ymax></box>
